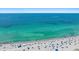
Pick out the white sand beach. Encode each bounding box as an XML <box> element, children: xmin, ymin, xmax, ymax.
<box><xmin>0</xmin><ymin>36</ymin><xmax>79</xmax><ymax>51</ymax></box>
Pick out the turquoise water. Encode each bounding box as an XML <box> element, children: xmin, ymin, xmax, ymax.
<box><xmin>0</xmin><ymin>13</ymin><xmax>79</xmax><ymax>43</ymax></box>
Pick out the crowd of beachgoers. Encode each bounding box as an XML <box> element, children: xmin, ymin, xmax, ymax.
<box><xmin>0</xmin><ymin>36</ymin><xmax>79</xmax><ymax>51</ymax></box>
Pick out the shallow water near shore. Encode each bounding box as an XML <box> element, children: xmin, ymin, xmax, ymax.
<box><xmin>0</xmin><ymin>13</ymin><xmax>79</xmax><ymax>43</ymax></box>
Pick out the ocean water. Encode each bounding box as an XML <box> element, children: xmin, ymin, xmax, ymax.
<box><xmin>0</xmin><ymin>13</ymin><xmax>79</xmax><ymax>43</ymax></box>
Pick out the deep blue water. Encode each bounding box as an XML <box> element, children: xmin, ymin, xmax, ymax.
<box><xmin>0</xmin><ymin>13</ymin><xmax>79</xmax><ymax>27</ymax></box>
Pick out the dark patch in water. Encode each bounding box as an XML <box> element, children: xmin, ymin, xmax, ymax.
<box><xmin>0</xmin><ymin>25</ymin><xmax>13</xmax><ymax>28</ymax></box>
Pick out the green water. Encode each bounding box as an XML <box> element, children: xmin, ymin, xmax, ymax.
<box><xmin>0</xmin><ymin>24</ymin><xmax>79</xmax><ymax>43</ymax></box>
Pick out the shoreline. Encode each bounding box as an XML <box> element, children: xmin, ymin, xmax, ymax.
<box><xmin>0</xmin><ymin>35</ymin><xmax>77</xmax><ymax>44</ymax></box>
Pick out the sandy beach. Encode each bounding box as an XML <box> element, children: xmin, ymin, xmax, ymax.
<box><xmin>0</xmin><ymin>36</ymin><xmax>79</xmax><ymax>51</ymax></box>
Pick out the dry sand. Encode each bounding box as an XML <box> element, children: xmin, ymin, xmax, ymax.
<box><xmin>0</xmin><ymin>36</ymin><xmax>79</xmax><ymax>51</ymax></box>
